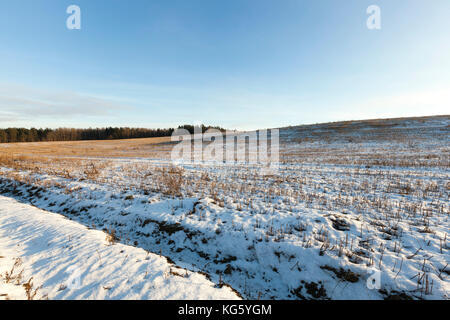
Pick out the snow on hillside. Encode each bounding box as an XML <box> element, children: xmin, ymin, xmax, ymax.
<box><xmin>0</xmin><ymin>116</ymin><xmax>448</xmax><ymax>300</ymax></box>
<box><xmin>0</xmin><ymin>196</ymin><xmax>240</xmax><ymax>300</ymax></box>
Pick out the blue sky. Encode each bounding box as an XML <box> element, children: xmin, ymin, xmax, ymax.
<box><xmin>0</xmin><ymin>0</ymin><xmax>449</xmax><ymax>130</ymax></box>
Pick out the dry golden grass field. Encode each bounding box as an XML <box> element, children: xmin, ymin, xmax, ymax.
<box><xmin>0</xmin><ymin>136</ymin><xmax>173</xmax><ymax>159</ymax></box>
<box><xmin>1</xmin><ymin>115</ymin><xmax>448</xmax><ymax>166</ymax></box>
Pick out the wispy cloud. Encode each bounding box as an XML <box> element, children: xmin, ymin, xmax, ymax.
<box><xmin>0</xmin><ymin>84</ymin><xmax>132</xmax><ymax>126</ymax></box>
<box><xmin>329</xmin><ymin>87</ymin><xmax>450</xmax><ymax>122</ymax></box>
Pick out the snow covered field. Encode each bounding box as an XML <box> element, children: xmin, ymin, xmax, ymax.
<box><xmin>0</xmin><ymin>196</ymin><xmax>239</xmax><ymax>300</ymax></box>
<box><xmin>0</xmin><ymin>116</ymin><xmax>449</xmax><ymax>300</ymax></box>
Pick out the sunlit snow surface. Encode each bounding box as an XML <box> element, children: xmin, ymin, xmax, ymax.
<box><xmin>0</xmin><ymin>116</ymin><xmax>449</xmax><ymax>300</ymax></box>
<box><xmin>0</xmin><ymin>196</ymin><xmax>239</xmax><ymax>300</ymax></box>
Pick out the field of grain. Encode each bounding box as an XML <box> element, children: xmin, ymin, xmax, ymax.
<box><xmin>0</xmin><ymin>115</ymin><xmax>449</xmax><ymax>300</ymax></box>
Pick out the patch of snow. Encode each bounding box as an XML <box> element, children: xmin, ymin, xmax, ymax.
<box><xmin>0</xmin><ymin>196</ymin><xmax>239</xmax><ymax>300</ymax></box>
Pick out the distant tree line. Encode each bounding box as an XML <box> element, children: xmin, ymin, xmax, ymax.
<box><xmin>177</xmin><ymin>124</ymin><xmax>226</xmax><ymax>134</ymax></box>
<box><xmin>0</xmin><ymin>125</ymin><xmax>226</xmax><ymax>143</ymax></box>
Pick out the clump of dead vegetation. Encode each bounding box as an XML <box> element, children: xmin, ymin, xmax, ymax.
<box><xmin>0</xmin><ymin>258</ymin><xmax>42</xmax><ymax>300</ymax></box>
<box><xmin>105</xmin><ymin>228</ymin><xmax>119</xmax><ymax>245</ymax></box>
<box><xmin>158</xmin><ymin>166</ymin><xmax>184</xmax><ymax>197</ymax></box>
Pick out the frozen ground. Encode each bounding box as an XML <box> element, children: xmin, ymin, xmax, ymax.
<box><xmin>0</xmin><ymin>196</ymin><xmax>239</xmax><ymax>300</ymax></box>
<box><xmin>0</xmin><ymin>116</ymin><xmax>449</xmax><ymax>300</ymax></box>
